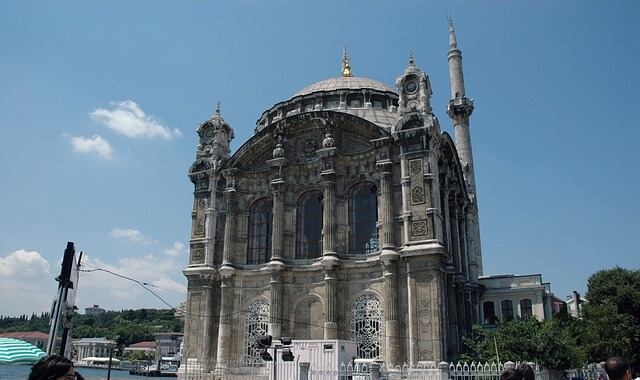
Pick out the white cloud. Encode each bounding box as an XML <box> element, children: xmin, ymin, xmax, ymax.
<box><xmin>66</xmin><ymin>134</ymin><xmax>114</xmax><ymax>160</ymax></box>
<box><xmin>110</xmin><ymin>228</ymin><xmax>152</xmax><ymax>244</ymax></box>
<box><xmin>164</xmin><ymin>241</ymin><xmax>186</xmax><ymax>257</ymax></box>
<box><xmin>0</xmin><ymin>250</ymin><xmax>57</xmax><ymax>316</ymax></box>
<box><xmin>0</xmin><ymin>249</ymin><xmax>187</xmax><ymax>316</ymax></box>
<box><xmin>90</xmin><ymin>100</ymin><xmax>181</xmax><ymax>140</ymax></box>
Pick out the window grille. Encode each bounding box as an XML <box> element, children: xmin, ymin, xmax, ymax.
<box><xmin>351</xmin><ymin>294</ymin><xmax>382</xmax><ymax>359</ymax></box>
<box><xmin>243</xmin><ymin>300</ymin><xmax>270</xmax><ymax>360</ymax></box>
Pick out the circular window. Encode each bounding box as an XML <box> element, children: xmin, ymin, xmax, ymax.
<box><xmin>405</xmin><ymin>80</ymin><xmax>418</xmax><ymax>94</ymax></box>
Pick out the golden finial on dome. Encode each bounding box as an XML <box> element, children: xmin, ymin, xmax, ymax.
<box><xmin>342</xmin><ymin>46</ymin><xmax>353</xmax><ymax>77</ymax></box>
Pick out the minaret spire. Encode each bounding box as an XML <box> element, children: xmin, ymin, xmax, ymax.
<box><xmin>445</xmin><ymin>20</ymin><xmax>483</xmax><ymax>278</ymax></box>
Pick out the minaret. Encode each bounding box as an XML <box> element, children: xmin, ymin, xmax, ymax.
<box><xmin>446</xmin><ymin>19</ymin><xmax>475</xmax><ymax>196</ymax></box>
<box><xmin>446</xmin><ymin>19</ymin><xmax>483</xmax><ymax>277</ymax></box>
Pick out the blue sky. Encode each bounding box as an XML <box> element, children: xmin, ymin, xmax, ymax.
<box><xmin>1</xmin><ymin>1</ymin><xmax>638</xmax><ymax>317</ymax></box>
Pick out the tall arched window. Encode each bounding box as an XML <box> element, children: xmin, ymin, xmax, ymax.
<box><xmin>483</xmin><ymin>301</ymin><xmax>496</xmax><ymax>325</ymax></box>
<box><xmin>520</xmin><ymin>299</ymin><xmax>533</xmax><ymax>317</ymax></box>
<box><xmin>501</xmin><ymin>300</ymin><xmax>514</xmax><ymax>321</ymax></box>
<box><xmin>247</xmin><ymin>198</ymin><xmax>272</xmax><ymax>264</ymax></box>
<box><xmin>296</xmin><ymin>190</ymin><xmax>323</xmax><ymax>259</ymax></box>
<box><xmin>244</xmin><ymin>300</ymin><xmax>270</xmax><ymax>360</ymax></box>
<box><xmin>351</xmin><ymin>294</ymin><xmax>382</xmax><ymax>359</ymax></box>
<box><xmin>349</xmin><ymin>182</ymin><xmax>378</xmax><ymax>254</ymax></box>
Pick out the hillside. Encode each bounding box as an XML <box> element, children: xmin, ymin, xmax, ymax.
<box><xmin>0</xmin><ymin>309</ymin><xmax>183</xmax><ymax>344</ymax></box>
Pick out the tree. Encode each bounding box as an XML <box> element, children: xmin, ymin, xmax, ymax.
<box><xmin>462</xmin><ymin>317</ymin><xmax>583</xmax><ymax>370</ymax></box>
<box><xmin>581</xmin><ymin>267</ymin><xmax>640</xmax><ymax>372</ymax></box>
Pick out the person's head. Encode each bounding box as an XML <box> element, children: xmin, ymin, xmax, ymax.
<box><xmin>604</xmin><ymin>357</ymin><xmax>631</xmax><ymax>380</ymax></box>
<box><xmin>28</xmin><ymin>355</ymin><xmax>75</xmax><ymax>380</ymax></box>
<box><xmin>501</xmin><ymin>369</ymin><xmax>524</xmax><ymax>380</ymax></box>
<box><xmin>518</xmin><ymin>364</ymin><xmax>535</xmax><ymax>380</ymax></box>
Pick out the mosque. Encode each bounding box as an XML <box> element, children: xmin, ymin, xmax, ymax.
<box><xmin>182</xmin><ymin>21</ymin><xmax>484</xmax><ymax>369</ymax></box>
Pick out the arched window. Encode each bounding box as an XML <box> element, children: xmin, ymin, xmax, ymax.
<box><xmin>296</xmin><ymin>190</ymin><xmax>323</xmax><ymax>259</ymax></box>
<box><xmin>247</xmin><ymin>198</ymin><xmax>272</xmax><ymax>264</ymax></box>
<box><xmin>501</xmin><ymin>300</ymin><xmax>514</xmax><ymax>321</ymax></box>
<box><xmin>483</xmin><ymin>301</ymin><xmax>496</xmax><ymax>325</ymax></box>
<box><xmin>520</xmin><ymin>299</ymin><xmax>533</xmax><ymax>317</ymax></box>
<box><xmin>351</xmin><ymin>294</ymin><xmax>382</xmax><ymax>359</ymax></box>
<box><xmin>244</xmin><ymin>300</ymin><xmax>270</xmax><ymax>360</ymax></box>
<box><xmin>349</xmin><ymin>182</ymin><xmax>378</xmax><ymax>254</ymax></box>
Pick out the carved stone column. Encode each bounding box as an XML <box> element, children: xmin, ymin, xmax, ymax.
<box><xmin>271</xmin><ymin>181</ymin><xmax>285</xmax><ymax>261</ymax></box>
<box><xmin>442</xmin><ymin>188</ymin><xmax>452</xmax><ymax>252</ymax></box>
<box><xmin>457</xmin><ymin>205</ymin><xmax>469</xmax><ymax>279</ymax></box>
<box><xmin>200</xmin><ymin>276</ymin><xmax>215</xmax><ymax>369</ymax></box>
<box><xmin>449</xmin><ymin>195</ymin><xmax>462</xmax><ymax>275</ymax></box>
<box><xmin>400</xmin><ymin>156</ymin><xmax>412</xmax><ymax>244</ymax></box>
<box><xmin>444</xmin><ymin>263</ymin><xmax>459</xmax><ymax>359</ymax></box>
<box><xmin>216</xmin><ymin>269</ymin><xmax>234</xmax><ymax>365</ymax></box>
<box><xmin>382</xmin><ymin>257</ymin><xmax>400</xmax><ymax>366</ymax></box>
<box><xmin>405</xmin><ymin>262</ymin><xmax>418</xmax><ymax>364</ymax></box>
<box><xmin>222</xmin><ymin>190</ymin><xmax>236</xmax><ymax>265</ymax></box>
<box><xmin>322</xmin><ymin>172</ymin><xmax>337</xmax><ymax>256</ymax></box>
<box><xmin>378</xmin><ymin>161</ymin><xmax>395</xmax><ymax>249</ymax></box>
<box><xmin>268</xmin><ymin>265</ymin><xmax>284</xmax><ymax>339</ymax></box>
<box><xmin>205</xmin><ymin>174</ymin><xmax>218</xmax><ymax>265</ymax></box>
<box><xmin>323</xmin><ymin>264</ymin><xmax>338</xmax><ymax>339</ymax></box>
<box><xmin>267</xmin><ymin>136</ymin><xmax>286</xmax><ymax>262</ymax></box>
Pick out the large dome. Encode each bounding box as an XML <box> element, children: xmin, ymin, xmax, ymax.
<box><xmin>293</xmin><ymin>76</ymin><xmax>396</xmax><ymax>98</ymax></box>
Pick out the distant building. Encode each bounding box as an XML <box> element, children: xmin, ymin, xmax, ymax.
<box><xmin>84</xmin><ymin>305</ymin><xmax>106</xmax><ymax>315</ymax></box>
<box><xmin>550</xmin><ymin>294</ymin><xmax>567</xmax><ymax>314</ymax></box>
<box><xmin>566</xmin><ymin>291</ymin><xmax>585</xmax><ymax>318</ymax></box>
<box><xmin>173</xmin><ymin>302</ymin><xmax>186</xmax><ymax>320</ymax></box>
<box><xmin>124</xmin><ymin>341</ymin><xmax>156</xmax><ymax>359</ymax></box>
<box><xmin>0</xmin><ymin>331</ymin><xmax>55</xmax><ymax>350</ymax></box>
<box><xmin>72</xmin><ymin>337</ymin><xmax>115</xmax><ymax>362</ymax></box>
<box><xmin>478</xmin><ymin>273</ymin><xmax>553</xmax><ymax>326</ymax></box>
<box><xmin>155</xmin><ymin>333</ymin><xmax>182</xmax><ymax>360</ymax></box>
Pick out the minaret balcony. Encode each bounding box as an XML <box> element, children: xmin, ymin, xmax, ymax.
<box><xmin>446</xmin><ymin>96</ymin><xmax>474</xmax><ymax>121</ymax></box>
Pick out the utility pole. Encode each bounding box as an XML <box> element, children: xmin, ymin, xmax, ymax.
<box><xmin>47</xmin><ymin>242</ymin><xmax>82</xmax><ymax>356</ymax></box>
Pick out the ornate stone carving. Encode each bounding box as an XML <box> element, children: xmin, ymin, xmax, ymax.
<box><xmin>418</xmin><ymin>310</ymin><xmax>432</xmax><ymax>326</ymax></box>
<box><xmin>412</xmin><ymin>220</ymin><xmax>428</xmax><ymax>236</ymax></box>
<box><xmin>191</xmin><ymin>247</ymin><xmax>204</xmax><ymax>262</ymax></box>
<box><xmin>411</xmin><ymin>187</ymin><xmax>425</xmax><ymax>204</ymax></box>
<box><xmin>193</xmin><ymin>197</ymin><xmax>207</xmax><ymax>237</ymax></box>
<box><xmin>419</xmin><ymin>350</ymin><xmax>434</xmax><ymax>361</ymax></box>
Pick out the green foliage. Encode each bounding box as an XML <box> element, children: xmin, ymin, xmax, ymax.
<box><xmin>124</xmin><ymin>350</ymin><xmax>155</xmax><ymax>362</ymax></box>
<box><xmin>0</xmin><ymin>308</ymin><xmax>183</xmax><ymax>345</ymax></box>
<box><xmin>462</xmin><ymin>317</ymin><xmax>583</xmax><ymax>370</ymax></box>
<box><xmin>581</xmin><ymin>267</ymin><xmax>640</xmax><ymax>372</ymax></box>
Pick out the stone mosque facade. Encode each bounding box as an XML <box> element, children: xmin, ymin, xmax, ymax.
<box><xmin>183</xmin><ymin>21</ymin><xmax>482</xmax><ymax>369</ymax></box>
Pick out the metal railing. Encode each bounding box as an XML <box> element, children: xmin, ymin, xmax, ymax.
<box><xmin>176</xmin><ymin>359</ymin><xmax>564</xmax><ymax>380</ymax></box>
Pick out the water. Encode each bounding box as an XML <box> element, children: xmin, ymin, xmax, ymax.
<box><xmin>0</xmin><ymin>364</ymin><xmax>142</xmax><ymax>380</ymax></box>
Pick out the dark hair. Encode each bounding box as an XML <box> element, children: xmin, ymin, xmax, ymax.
<box><xmin>605</xmin><ymin>357</ymin><xmax>630</xmax><ymax>380</ymax></box>
<box><xmin>518</xmin><ymin>364</ymin><xmax>535</xmax><ymax>380</ymax></box>
<box><xmin>28</xmin><ymin>355</ymin><xmax>74</xmax><ymax>380</ymax></box>
<box><xmin>501</xmin><ymin>369</ymin><xmax>524</xmax><ymax>380</ymax></box>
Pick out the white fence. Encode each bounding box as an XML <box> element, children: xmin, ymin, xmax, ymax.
<box><xmin>177</xmin><ymin>359</ymin><xmax>568</xmax><ymax>380</ymax></box>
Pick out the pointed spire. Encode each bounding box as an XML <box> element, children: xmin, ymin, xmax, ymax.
<box><xmin>448</xmin><ymin>17</ymin><xmax>458</xmax><ymax>49</ymax></box>
<box><xmin>409</xmin><ymin>51</ymin><xmax>415</xmax><ymax>66</ymax></box>
<box><xmin>341</xmin><ymin>46</ymin><xmax>353</xmax><ymax>77</ymax></box>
